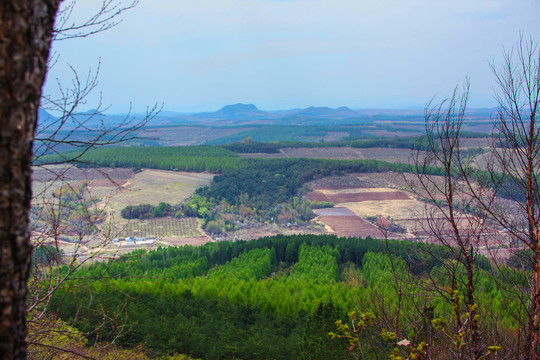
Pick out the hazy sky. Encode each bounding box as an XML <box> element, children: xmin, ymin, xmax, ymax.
<box><xmin>45</xmin><ymin>0</ymin><xmax>540</xmax><ymax>113</ymax></box>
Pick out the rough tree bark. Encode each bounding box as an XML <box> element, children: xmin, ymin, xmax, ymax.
<box><xmin>0</xmin><ymin>1</ymin><xmax>60</xmax><ymax>358</ymax></box>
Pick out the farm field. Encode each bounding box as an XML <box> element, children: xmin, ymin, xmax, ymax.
<box><xmin>306</xmin><ymin>173</ymin><xmax>421</xmax><ymax>239</ymax></box>
<box><xmin>97</xmin><ymin>169</ymin><xmax>214</xmax><ymax>244</ymax></box>
<box><xmin>281</xmin><ymin>147</ymin><xmax>363</xmax><ymax>159</ymax></box>
<box><xmin>31</xmin><ymin>167</ymin><xmax>215</xmax><ymax>259</ymax></box>
<box><xmin>314</xmin><ymin>207</ymin><xmax>388</xmax><ymax>238</ymax></box>
<box><xmin>114</xmin><ymin>217</ymin><xmax>202</xmax><ymax>238</ymax></box>
<box><xmin>102</xmin><ymin>169</ymin><xmax>214</xmax><ymax>213</ymax></box>
<box><xmin>217</xmin><ymin>222</ymin><xmax>328</xmax><ymax>242</ymax></box>
<box><xmin>238</xmin><ymin>146</ymin><xmax>425</xmax><ymax>164</ymax></box>
<box><xmin>306</xmin><ymin>172</ymin><xmax>508</xmax><ymax>257</ymax></box>
<box><xmin>305</xmin><ymin>173</ymin><xmax>449</xmax><ymax>240</ymax></box>
<box><xmin>138</xmin><ymin>126</ymin><xmax>258</xmax><ymax>146</ymax></box>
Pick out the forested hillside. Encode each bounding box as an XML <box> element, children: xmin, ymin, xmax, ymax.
<box><xmin>50</xmin><ymin>235</ymin><xmax>516</xmax><ymax>359</ymax></box>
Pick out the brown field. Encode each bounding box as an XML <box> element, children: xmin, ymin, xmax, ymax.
<box><xmin>460</xmin><ymin>138</ymin><xmax>492</xmax><ymax>148</ymax></box>
<box><xmin>161</xmin><ymin>237</ymin><xmax>210</xmax><ymax>247</ymax></box>
<box><xmin>218</xmin><ymin>222</ymin><xmax>327</xmax><ymax>242</ymax></box>
<box><xmin>111</xmin><ymin>217</ymin><xmax>203</xmax><ymax>238</ymax></box>
<box><xmin>280</xmin><ymin>147</ymin><xmax>363</xmax><ymax>159</ymax></box>
<box><xmin>89</xmin><ymin>178</ymin><xmax>129</xmax><ymax>187</ymax></box>
<box><xmin>139</xmin><ymin>126</ymin><xmax>257</xmax><ymax>146</ymax></box>
<box><xmin>32</xmin><ymin>168</ymin><xmax>215</xmax><ymax>257</ymax></box>
<box><xmin>306</xmin><ymin>173</ymin><xmax>441</xmax><ymax>240</ymax></box>
<box><xmin>306</xmin><ymin>188</ymin><xmax>410</xmax><ymax>204</ymax></box>
<box><xmin>305</xmin><ymin>172</ymin><xmax>513</xmax><ymax>258</ymax></box>
<box><xmin>357</xmin><ymin>148</ymin><xmax>419</xmax><ymax>163</ymax></box>
<box><xmin>242</xmin><ymin>146</ymin><xmax>423</xmax><ymax>164</ymax></box>
<box><xmin>103</xmin><ymin>169</ymin><xmax>214</xmax><ymax>213</ymax></box>
<box><xmin>32</xmin><ymin>165</ymin><xmax>133</xmax><ymax>182</ymax></box>
<box><xmin>238</xmin><ymin>146</ymin><xmax>425</xmax><ymax>163</ymax></box>
<box><xmin>314</xmin><ymin>207</ymin><xmax>392</xmax><ymax>238</ymax></box>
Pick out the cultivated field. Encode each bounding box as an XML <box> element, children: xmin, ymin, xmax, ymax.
<box><xmin>139</xmin><ymin>126</ymin><xmax>257</xmax><ymax>146</ymax></box>
<box><xmin>239</xmin><ymin>146</ymin><xmax>425</xmax><ymax>164</ymax></box>
<box><xmin>98</xmin><ymin>169</ymin><xmax>213</xmax><ymax>243</ymax></box>
<box><xmin>305</xmin><ymin>173</ymin><xmax>455</xmax><ymax>240</ymax></box>
<box><xmin>306</xmin><ymin>172</ymin><xmax>509</xmax><ymax>258</ymax></box>
<box><xmin>114</xmin><ymin>217</ymin><xmax>202</xmax><ymax>238</ymax></box>
<box><xmin>314</xmin><ymin>207</ymin><xmax>386</xmax><ymax>238</ymax></box>
<box><xmin>31</xmin><ymin>167</ymin><xmax>214</xmax><ymax>259</ymax></box>
<box><xmin>102</xmin><ymin>169</ymin><xmax>214</xmax><ymax>213</ymax></box>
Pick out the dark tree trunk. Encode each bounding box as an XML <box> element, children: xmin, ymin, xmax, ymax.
<box><xmin>0</xmin><ymin>1</ymin><xmax>59</xmax><ymax>358</ymax></box>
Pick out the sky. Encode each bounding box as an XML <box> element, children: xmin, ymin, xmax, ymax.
<box><xmin>44</xmin><ymin>0</ymin><xmax>540</xmax><ymax>113</ymax></box>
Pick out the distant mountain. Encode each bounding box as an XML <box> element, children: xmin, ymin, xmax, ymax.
<box><xmin>183</xmin><ymin>103</ymin><xmax>271</xmax><ymax>122</ymax></box>
<box><xmin>293</xmin><ymin>106</ymin><xmax>358</xmax><ymax>118</ymax></box>
<box><xmin>212</xmin><ymin>103</ymin><xmax>269</xmax><ymax>119</ymax></box>
<box><xmin>37</xmin><ymin>109</ymin><xmax>56</xmax><ymax>126</ymax></box>
<box><xmin>119</xmin><ymin>104</ymin><xmax>496</xmax><ymax>126</ymax></box>
<box><xmin>76</xmin><ymin>109</ymin><xmax>105</xmax><ymax>116</ymax></box>
<box><xmin>218</xmin><ymin>103</ymin><xmax>261</xmax><ymax>115</ymax></box>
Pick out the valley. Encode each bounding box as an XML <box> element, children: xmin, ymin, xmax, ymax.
<box><xmin>27</xmin><ymin>106</ymin><xmax>532</xmax><ymax>359</ymax></box>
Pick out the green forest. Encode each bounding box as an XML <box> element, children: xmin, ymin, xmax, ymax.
<box><xmin>49</xmin><ymin>235</ymin><xmax>520</xmax><ymax>359</ymax></box>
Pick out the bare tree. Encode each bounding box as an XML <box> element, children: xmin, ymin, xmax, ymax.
<box><xmin>406</xmin><ymin>80</ymin><xmax>496</xmax><ymax>359</ymax></box>
<box><xmin>465</xmin><ymin>35</ymin><xmax>540</xmax><ymax>359</ymax></box>
<box><xmin>406</xmin><ymin>36</ymin><xmax>540</xmax><ymax>359</ymax></box>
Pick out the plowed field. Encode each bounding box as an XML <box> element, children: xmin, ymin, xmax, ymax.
<box><xmin>306</xmin><ymin>189</ymin><xmax>410</xmax><ymax>203</ymax></box>
<box><xmin>315</xmin><ymin>207</ymin><xmax>389</xmax><ymax>238</ymax></box>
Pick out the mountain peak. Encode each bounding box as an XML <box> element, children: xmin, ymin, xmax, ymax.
<box><xmin>218</xmin><ymin>103</ymin><xmax>261</xmax><ymax>115</ymax></box>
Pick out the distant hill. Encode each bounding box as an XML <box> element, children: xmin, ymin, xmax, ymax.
<box><xmin>196</xmin><ymin>103</ymin><xmax>270</xmax><ymax>120</ymax></box>
<box><xmin>76</xmin><ymin>109</ymin><xmax>105</xmax><ymax>117</ymax></box>
<box><xmin>111</xmin><ymin>104</ymin><xmax>496</xmax><ymax>126</ymax></box>
<box><xmin>293</xmin><ymin>106</ymin><xmax>358</xmax><ymax>118</ymax></box>
<box><xmin>37</xmin><ymin>109</ymin><xmax>56</xmax><ymax>127</ymax></box>
<box><xmin>217</xmin><ymin>103</ymin><xmax>264</xmax><ymax>116</ymax></box>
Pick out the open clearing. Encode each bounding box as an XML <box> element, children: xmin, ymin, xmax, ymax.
<box><xmin>102</xmin><ymin>169</ymin><xmax>214</xmax><ymax>213</ymax></box>
<box><xmin>113</xmin><ymin>217</ymin><xmax>202</xmax><ymax>238</ymax></box>
<box><xmin>306</xmin><ymin>173</ymin><xmax>424</xmax><ymax>239</ymax></box>
<box><xmin>98</xmin><ymin>169</ymin><xmax>214</xmax><ymax>243</ymax></box>
<box><xmin>307</xmin><ymin>172</ymin><xmax>508</xmax><ymax>256</ymax></box>
<box><xmin>32</xmin><ymin>167</ymin><xmax>214</xmax><ymax>259</ymax></box>
<box><xmin>306</xmin><ymin>173</ymin><xmax>450</xmax><ymax>240</ymax></box>
<box><xmin>314</xmin><ymin>207</ymin><xmax>386</xmax><ymax>238</ymax></box>
<box><xmin>239</xmin><ymin>146</ymin><xmax>425</xmax><ymax>164</ymax></box>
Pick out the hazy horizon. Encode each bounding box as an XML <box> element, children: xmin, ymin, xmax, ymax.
<box><xmin>44</xmin><ymin>0</ymin><xmax>540</xmax><ymax>113</ymax></box>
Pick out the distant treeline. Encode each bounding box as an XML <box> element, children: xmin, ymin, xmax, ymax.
<box><xmin>206</xmin><ymin>123</ymin><xmax>493</xmax><ymax>146</ymax></box>
<box><xmin>221</xmin><ymin>137</ymin><xmax>424</xmax><ymax>154</ymax></box>
<box><xmin>36</xmin><ymin>145</ymin><xmax>244</xmax><ymax>172</ymax></box>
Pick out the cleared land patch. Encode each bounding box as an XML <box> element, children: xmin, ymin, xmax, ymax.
<box><xmin>306</xmin><ymin>174</ymin><xmax>432</xmax><ymax>239</ymax></box>
<box><xmin>32</xmin><ymin>168</ymin><xmax>214</xmax><ymax>260</ymax></box>
<box><xmin>314</xmin><ymin>207</ymin><xmax>386</xmax><ymax>238</ymax></box>
<box><xmin>104</xmin><ymin>169</ymin><xmax>214</xmax><ymax>213</ymax></box>
<box><xmin>116</xmin><ymin>217</ymin><xmax>202</xmax><ymax>238</ymax></box>
<box><xmin>306</xmin><ymin>188</ymin><xmax>410</xmax><ymax>204</ymax></box>
<box><xmin>280</xmin><ymin>147</ymin><xmax>364</xmax><ymax>159</ymax></box>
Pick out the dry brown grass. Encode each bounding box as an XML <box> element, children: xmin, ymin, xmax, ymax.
<box><xmin>104</xmin><ymin>170</ymin><xmax>213</xmax><ymax>213</ymax></box>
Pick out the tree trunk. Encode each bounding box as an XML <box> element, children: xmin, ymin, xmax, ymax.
<box><xmin>527</xmin><ymin>248</ymin><xmax>540</xmax><ymax>360</ymax></box>
<box><xmin>0</xmin><ymin>1</ymin><xmax>59</xmax><ymax>358</ymax></box>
